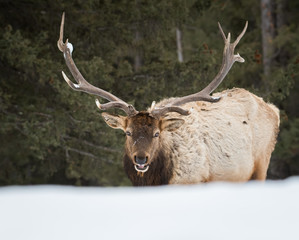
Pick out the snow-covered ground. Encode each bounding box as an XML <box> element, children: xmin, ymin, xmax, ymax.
<box><xmin>1</xmin><ymin>178</ymin><xmax>299</xmax><ymax>240</ymax></box>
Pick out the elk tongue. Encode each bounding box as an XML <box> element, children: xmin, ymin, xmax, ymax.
<box><xmin>134</xmin><ymin>164</ymin><xmax>149</xmax><ymax>173</ymax></box>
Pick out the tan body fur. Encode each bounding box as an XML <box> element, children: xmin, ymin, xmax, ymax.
<box><xmin>156</xmin><ymin>88</ymin><xmax>279</xmax><ymax>184</ymax></box>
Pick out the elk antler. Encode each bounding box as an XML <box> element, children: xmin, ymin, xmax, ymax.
<box><xmin>57</xmin><ymin>12</ymin><xmax>138</xmax><ymax>116</ymax></box>
<box><xmin>151</xmin><ymin>21</ymin><xmax>248</xmax><ymax>119</ymax></box>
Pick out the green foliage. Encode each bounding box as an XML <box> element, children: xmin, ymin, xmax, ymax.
<box><xmin>275</xmin><ymin>119</ymin><xmax>299</xmax><ymax>159</ymax></box>
<box><xmin>0</xmin><ymin>0</ymin><xmax>298</xmax><ymax>185</ymax></box>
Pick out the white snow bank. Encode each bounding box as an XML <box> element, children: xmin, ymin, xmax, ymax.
<box><xmin>1</xmin><ymin>178</ymin><xmax>299</xmax><ymax>240</ymax></box>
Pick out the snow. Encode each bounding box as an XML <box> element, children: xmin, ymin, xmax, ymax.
<box><xmin>1</xmin><ymin>178</ymin><xmax>299</xmax><ymax>240</ymax></box>
<box><xmin>67</xmin><ymin>42</ymin><xmax>73</xmax><ymax>54</ymax></box>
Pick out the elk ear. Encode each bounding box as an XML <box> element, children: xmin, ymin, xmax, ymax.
<box><xmin>101</xmin><ymin>112</ymin><xmax>127</xmax><ymax>131</ymax></box>
<box><xmin>160</xmin><ymin>118</ymin><xmax>185</xmax><ymax>132</ymax></box>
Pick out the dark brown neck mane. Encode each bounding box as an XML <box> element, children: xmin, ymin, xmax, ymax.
<box><xmin>123</xmin><ymin>149</ymin><xmax>173</xmax><ymax>186</ymax></box>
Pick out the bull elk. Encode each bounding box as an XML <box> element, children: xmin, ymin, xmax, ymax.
<box><xmin>57</xmin><ymin>13</ymin><xmax>280</xmax><ymax>186</ymax></box>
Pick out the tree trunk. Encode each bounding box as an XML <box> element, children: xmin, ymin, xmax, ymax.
<box><xmin>176</xmin><ymin>28</ymin><xmax>184</xmax><ymax>63</ymax></box>
<box><xmin>276</xmin><ymin>0</ymin><xmax>286</xmax><ymax>28</ymax></box>
<box><xmin>261</xmin><ymin>0</ymin><xmax>276</xmax><ymax>77</ymax></box>
<box><xmin>276</xmin><ymin>0</ymin><xmax>287</xmax><ymax>65</ymax></box>
<box><xmin>134</xmin><ymin>30</ymin><xmax>142</xmax><ymax>72</ymax></box>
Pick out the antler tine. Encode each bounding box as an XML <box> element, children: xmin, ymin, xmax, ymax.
<box><xmin>150</xmin><ymin>106</ymin><xmax>190</xmax><ymax>119</ymax></box>
<box><xmin>95</xmin><ymin>99</ymin><xmax>136</xmax><ymax>114</ymax></box>
<box><xmin>233</xmin><ymin>21</ymin><xmax>248</xmax><ymax>48</ymax></box>
<box><xmin>57</xmin><ymin>12</ymin><xmax>138</xmax><ymax>116</ymax></box>
<box><xmin>151</xmin><ymin>21</ymin><xmax>248</xmax><ymax>118</ymax></box>
<box><xmin>57</xmin><ymin>12</ymin><xmax>65</xmax><ymax>52</ymax></box>
<box><xmin>218</xmin><ymin>22</ymin><xmax>227</xmax><ymax>42</ymax></box>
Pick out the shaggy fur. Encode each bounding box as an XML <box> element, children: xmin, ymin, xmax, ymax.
<box><xmin>157</xmin><ymin>88</ymin><xmax>280</xmax><ymax>184</ymax></box>
<box><xmin>123</xmin><ymin>149</ymin><xmax>173</xmax><ymax>186</ymax></box>
<box><xmin>103</xmin><ymin>88</ymin><xmax>280</xmax><ymax>185</ymax></box>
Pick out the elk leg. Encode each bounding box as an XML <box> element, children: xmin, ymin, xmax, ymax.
<box><xmin>250</xmin><ymin>158</ymin><xmax>270</xmax><ymax>181</ymax></box>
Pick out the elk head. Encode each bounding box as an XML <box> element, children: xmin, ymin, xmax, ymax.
<box><xmin>101</xmin><ymin>111</ymin><xmax>184</xmax><ymax>172</ymax></box>
<box><xmin>57</xmin><ymin>12</ymin><xmax>247</xmax><ymax>173</ymax></box>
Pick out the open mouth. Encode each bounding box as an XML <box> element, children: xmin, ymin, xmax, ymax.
<box><xmin>134</xmin><ymin>164</ymin><xmax>149</xmax><ymax>173</ymax></box>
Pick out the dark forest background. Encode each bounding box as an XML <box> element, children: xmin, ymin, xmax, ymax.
<box><xmin>0</xmin><ymin>0</ymin><xmax>298</xmax><ymax>186</ymax></box>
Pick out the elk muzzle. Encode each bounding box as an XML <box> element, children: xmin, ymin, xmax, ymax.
<box><xmin>134</xmin><ymin>154</ymin><xmax>150</xmax><ymax>173</ymax></box>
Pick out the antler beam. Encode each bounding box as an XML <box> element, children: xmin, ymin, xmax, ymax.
<box><xmin>57</xmin><ymin>12</ymin><xmax>138</xmax><ymax>116</ymax></box>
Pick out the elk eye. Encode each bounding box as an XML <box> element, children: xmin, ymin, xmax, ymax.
<box><xmin>126</xmin><ymin>131</ymin><xmax>132</xmax><ymax>136</ymax></box>
<box><xmin>154</xmin><ymin>132</ymin><xmax>160</xmax><ymax>138</ymax></box>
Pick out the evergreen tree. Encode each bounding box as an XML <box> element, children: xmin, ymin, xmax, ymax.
<box><xmin>0</xmin><ymin>0</ymin><xmax>298</xmax><ymax>185</ymax></box>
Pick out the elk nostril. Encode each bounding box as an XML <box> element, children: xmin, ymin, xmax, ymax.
<box><xmin>136</xmin><ymin>157</ymin><xmax>147</xmax><ymax>165</ymax></box>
